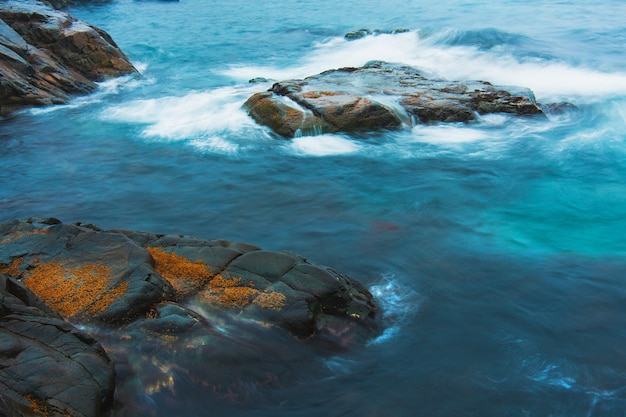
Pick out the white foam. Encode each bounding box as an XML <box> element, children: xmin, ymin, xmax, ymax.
<box><xmin>96</xmin><ymin>72</ymin><xmax>151</xmax><ymax>96</ymax></box>
<box><xmin>223</xmin><ymin>31</ymin><xmax>422</xmax><ymax>83</ymax></box>
<box><xmin>288</xmin><ymin>134</ymin><xmax>361</xmax><ymax>156</ymax></box>
<box><xmin>322</xmin><ymin>356</ymin><xmax>355</xmax><ymax>376</ymax></box>
<box><xmin>412</xmin><ymin>124</ymin><xmax>489</xmax><ymax>144</ymax></box>
<box><xmin>27</xmin><ymin>71</ymin><xmax>146</xmax><ymax>115</ymax></box>
<box><xmin>478</xmin><ymin>113</ymin><xmax>509</xmax><ymax>126</ymax></box>
<box><xmin>188</xmin><ymin>136</ymin><xmax>239</xmax><ymax>154</ymax></box>
<box><xmin>437</xmin><ymin>56</ymin><xmax>626</xmax><ymax>100</ymax></box>
<box><xmin>367</xmin><ymin>274</ymin><xmax>421</xmax><ymax>346</ymax></box>
<box><xmin>223</xmin><ymin>30</ymin><xmax>626</xmax><ymax>103</ymax></box>
<box><xmin>525</xmin><ymin>361</ymin><xmax>577</xmax><ymax>390</ymax></box>
<box><xmin>99</xmin><ymin>31</ymin><xmax>626</xmax><ymax>157</ymax></box>
<box><xmin>101</xmin><ymin>85</ymin><xmax>260</xmax><ymax>142</ymax></box>
<box><xmin>133</xmin><ymin>61</ymin><xmax>149</xmax><ymax>74</ymax></box>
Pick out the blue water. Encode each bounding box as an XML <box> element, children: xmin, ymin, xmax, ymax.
<box><xmin>2</xmin><ymin>0</ymin><xmax>626</xmax><ymax>415</ymax></box>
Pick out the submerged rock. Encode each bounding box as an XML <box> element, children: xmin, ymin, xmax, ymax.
<box><xmin>344</xmin><ymin>28</ymin><xmax>410</xmax><ymax>40</ymax></box>
<box><xmin>243</xmin><ymin>61</ymin><xmax>547</xmax><ymax>138</ymax></box>
<box><xmin>44</xmin><ymin>1</ymin><xmax>115</xmax><ymax>8</ymax></box>
<box><xmin>0</xmin><ymin>1</ymin><xmax>137</xmax><ymax>115</ymax></box>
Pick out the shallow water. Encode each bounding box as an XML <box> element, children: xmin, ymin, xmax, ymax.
<box><xmin>2</xmin><ymin>0</ymin><xmax>626</xmax><ymax>415</ymax></box>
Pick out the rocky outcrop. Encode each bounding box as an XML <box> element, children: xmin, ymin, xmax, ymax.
<box><xmin>0</xmin><ymin>275</ymin><xmax>115</xmax><ymax>417</ymax></box>
<box><xmin>243</xmin><ymin>61</ymin><xmax>548</xmax><ymax>138</ymax></box>
<box><xmin>0</xmin><ymin>218</ymin><xmax>381</xmax><ymax>412</ymax></box>
<box><xmin>0</xmin><ymin>1</ymin><xmax>136</xmax><ymax>115</ymax></box>
<box><xmin>0</xmin><ymin>218</ymin><xmax>380</xmax><ymax>343</ymax></box>
<box><xmin>344</xmin><ymin>28</ymin><xmax>410</xmax><ymax>40</ymax></box>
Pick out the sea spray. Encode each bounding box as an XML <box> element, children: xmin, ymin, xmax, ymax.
<box><xmin>224</xmin><ymin>29</ymin><xmax>626</xmax><ymax>103</ymax></box>
<box><xmin>288</xmin><ymin>134</ymin><xmax>361</xmax><ymax>156</ymax></box>
<box><xmin>367</xmin><ymin>273</ymin><xmax>422</xmax><ymax>346</ymax></box>
<box><xmin>100</xmin><ymin>84</ymin><xmax>263</xmax><ymax>151</ymax></box>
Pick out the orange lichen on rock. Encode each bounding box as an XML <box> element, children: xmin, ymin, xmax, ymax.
<box><xmin>208</xmin><ymin>274</ymin><xmax>241</xmax><ymax>288</ymax></box>
<box><xmin>23</xmin><ymin>261</ymin><xmax>125</xmax><ymax>318</ymax></box>
<box><xmin>253</xmin><ymin>291</ymin><xmax>287</xmax><ymax>311</ymax></box>
<box><xmin>215</xmin><ymin>286</ymin><xmax>260</xmax><ymax>308</ymax></box>
<box><xmin>301</xmin><ymin>90</ymin><xmax>342</xmax><ymax>99</ymax></box>
<box><xmin>85</xmin><ymin>280</ymin><xmax>130</xmax><ymax>316</ymax></box>
<box><xmin>0</xmin><ymin>257</ymin><xmax>23</xmax><ymax>277</ymax></box>
<box><xmin>1</xmin><ymin>228</ymin><xmax>49</xmax><ymax>244</ymax></box>
<box><xmin>199</xmin><ymin>273</ymin><xmax>286</xmax><ymax>311</ymax></box>
<box><xmin>285</xmin><ymin>107</ymin><xmax>304</xmax><ymax>123</ymax></box>
<box><xmin>145</xmin><ymin>248</ymin><xmax>286</xmax><ymax>311</ymax></box>
<box><xmin>24</xmin><ymin>394</ymin><xmax>49</xmax><ymax>416</ymax></box>
<box><xmin>147</xmin><ymin>247</ymin><xmax>214</xmax><ymax>296</ymax></box>
<box><xmin>199</xmin><ymin>274</ymin><xmax>258</xmax><ymax>308</ymax></box>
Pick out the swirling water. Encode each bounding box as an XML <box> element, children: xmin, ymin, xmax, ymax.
<box><xmin>2</xmin><ymin>0</ymin><xmax>626</xmax><ymax>415</ymax></box>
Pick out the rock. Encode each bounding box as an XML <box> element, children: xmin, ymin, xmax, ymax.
<box><xmin>0</xmin><ymin>218</ymin><xmax>381</xmax><ymax>344</ymax></box>
<box><xmin>541</xmin><ymin>101</ymin><xmax>579</xmax><ymax>115</ymax></box>
<box><xmin>244</xmin><ymin>91</ymin><xmax>328</xmax><ymax>137</ymax></box>
<box><xmin>344</xmin><ymin>28</ymin><xmax>410</xmax><ymax>40</ymax></box>
<box><xmin>0</xmin><ymin>218</ymin><xmax>382</xmax><ymax>409</ymax></box>
<box><xmin>248</xmin><ymin>76</ymin><xmax>268</xmax><ymax>83</ymax></box>
<box><xmin>344</xmin><ymin>28</ymin><xmax>372</xmax><ymax>40</ymax></box>
<box><xmin>0</xmin><ymin>219</ymin><xmax>176</xmax><ymax>325</ymax></box>
<box><xmin>0</xmin><ymin>274</ymin><xmax>115</xmax><ymax>417</ymax></box>
<box><xmin>0</xmin><ymin>1</ymin><xmax>137</xmax><ymax>115</ymax></box>
<box><xmin>243</xmin><ymin>60</ymin><xmax>548</xmax><ymax>138</ymax></box>
<box><xmin>44</xmin><ymin>0</ymin><xmax>114</xmax><ymax>9</ymax></box>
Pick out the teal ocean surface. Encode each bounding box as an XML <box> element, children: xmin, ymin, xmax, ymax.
<box><xmin>2</xmin><ymin>1</ymin><xmax>626</xmax><ymax>415</ymax></box>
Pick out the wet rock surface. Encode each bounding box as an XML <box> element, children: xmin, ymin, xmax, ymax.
<box><xmin>0</xmin><ymin>275</ymin><xmax>115</xmax><ymax>417</ymax></box>
<box><xmin>0</xmin><ymin>218</ymin><xmax>380</xmax><ymax>340</ymax></box>
<box><xmin>244</xmin><ymin>60</ymin><xmax>550</xmax><ymax>138</ymax></box>
<box><xmin>0</xmin><ymin>218</ymin><xmax>381</xmax><ymax>411</ymax></box>
<box><xmin>0</xmin><ymin>1</ymin><xmax>136</xmax><ymax>115</ymax></box>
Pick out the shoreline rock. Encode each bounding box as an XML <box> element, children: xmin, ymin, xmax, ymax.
<box><xmin>0</xmin><ymin>218</ymin><xmax>381</xmax><ymax>414</ymax></box>
<box><xmin>0</xmin><ymin>1</ymin><xmax>137</xmax><ymax>116</ymax></box>
<box><xmin>0</xmin><ymin>274</ymin><xmax>116</xmax><ymax>417</ymax></box>
<box><xmin>243</xmin><ymin>61</ymin><xmax>561</xmax><ymax>138</ymax></box>
<box><xmin>0</xmin><ymin>218</ymin><xmax>380</xmax><ymax>342</ymax></box>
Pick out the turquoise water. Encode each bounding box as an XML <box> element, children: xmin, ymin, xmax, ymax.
<box><xmin>2</xmin><ymin>0</ymin><xmax>626</xmax><ymax>415</ymax></box>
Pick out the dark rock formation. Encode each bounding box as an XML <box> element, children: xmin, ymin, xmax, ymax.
<box><xmin>243</xmin><ymin>61</ymin><xmax>547</xmax><ymax>138</ymax></box>
<box><xmin>44</xmin><ymin>0</ymin><xmax>113</xmax><ymax>9</ymax></box>
<box><xmin>0</xmin><ymin>218</ymin><xmax>381</xmax><ymax>411</ymax></box>
<box><xmin>344</xmin><ymin>28</ymin><xmax>410</xmax><ymax>40</ymax></box>
<box><xmin>0</xmin><ymin>1</ymin><xmax>136</xmax><ymax>115</ymax></box>
<box><xmin>0</xmin><ymin>218</ymin><xmax>380</xmax><ymax>343</ymax></box>
<box><xmin>0</xmin><ymin>275</ymin><xmax>115</xmax><ymax>417</ymax></box>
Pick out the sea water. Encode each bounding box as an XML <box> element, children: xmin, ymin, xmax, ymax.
<box><xmin>2</xmin><ymin>0</ymin><xmax>626</xmax><ymax>415</ymax></box>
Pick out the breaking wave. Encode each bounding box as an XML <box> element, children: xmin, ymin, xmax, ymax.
<box><xmin>223</xmin><ymin>29</ymin><xmax>626</xmax><ymax>102</ymax></box>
